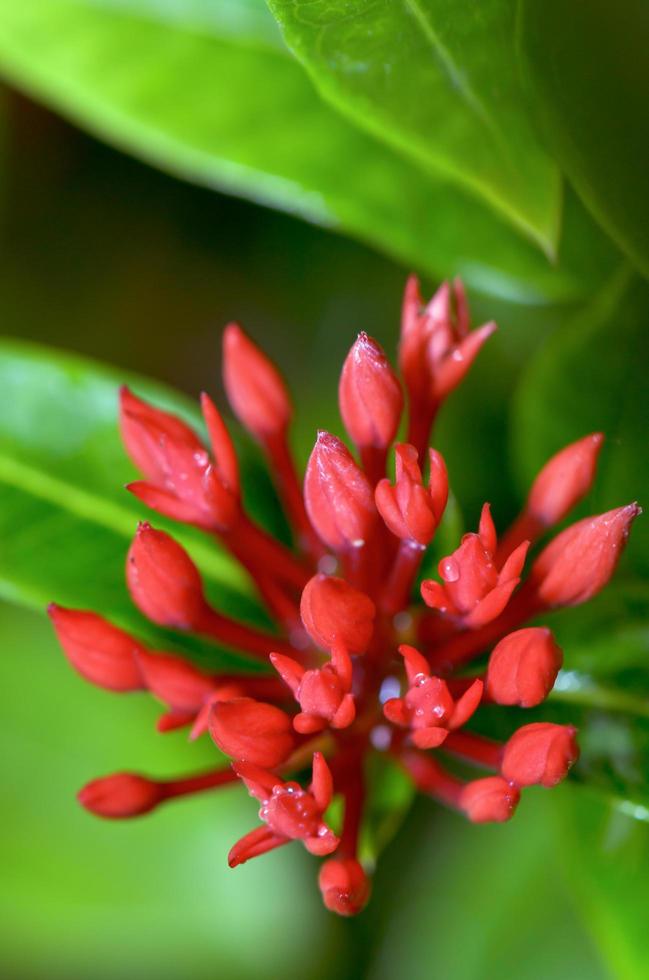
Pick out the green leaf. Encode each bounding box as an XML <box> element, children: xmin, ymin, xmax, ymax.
<box><xmin>512</xmin><ymin>268</ymin><xmax>649</xmax><ymax>574</ymax></box>
<box><xmin>359</xmin><ymin>753</ymin><xmax>416</xmax><ymax>867</ymax></box>
<box><xmin>0</xmin><ymin>601</ymin><xmax>337</xmax><ymax>979</ymax></box>
<box><xmin>268</xmin><ymin>0</ymin><xmax>561</xmax><ymax>254</ymax></box>
<box><xmin>369</xmin><ymin>790</ymin><xmax>608</xmax><ymax>980</ymax></box>
<box><xmin>557</xmin><ymin>790</ymin><xmax>649</xmax><ymax>980</ymax></box>
<box><xmin>0</xmin><ymin>338</ymin><xmax>271</xmax><ymax>671</ymax></box>
<box><xmin>519</xmin><ymin>0</ymin><xmax>649</xmax><ymax>279</ymax></box>
<box><xmin>0</xmin><ymin>0</ymin><xmax>614</xmax><ymax>304</ymax></box>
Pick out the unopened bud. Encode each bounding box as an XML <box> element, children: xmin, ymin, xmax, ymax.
<box><xmin>502</xmin><ymin>722</ymin><xmax>579</xmax><ymax>787</ymax></box>
<box><xmin>48</xmin><ymin>604</ymin><xmax>144</xmax><ymax>691</ymax></box>
<box><xmin>300</xmin><ymin>573</ymin><xmax>375</xmax><ymax>653</ymax></box>
<box><xmin>126</xmin><ymin>523</ymin><xmax>208</xmax><ymax>629</ymax></box>
<box><xmin>304</xmin><ymin>431</ymin><xmax>376</xmax><ymax>551</ymax></box>
<box><xmin>208</xmin><ymin>697</ymin><xmax>295</xmax><ymax>767</ymax></box>
<box><xmin>486</xmin><ymin>628</ymin><xmax>562</xmax><ymax>708</ymax></box>
<box><xmin>222</xmin><ymin>323</ymin><xmax>292</xmax><ymax>441</ymax></box>
<box><xmin>318</xmin><ymin>858</ymin><xmax>371</xmax><ymax>916</ymax></box>
<box><xmin>530</xmin><ymin>504</ymin><xmax>640</xmax><ymax>608</ymax></box>
<box><xmin>78</xmin><ymin>772</ymin><xmax>164</xmax><ymax>819</ymax></box>
<box><xmin>460</xmin><ymin>776</ymin><xmax>520</xmax><ymax>823</ymax></box>
<box><xmin>339</xmin><ymin>332</ymin><xmax>402</xmax><ymax>450</ymax></box>
<box><xmin>526</xmin><ymin>433</ymin><xmax>604</xmax><ymax>526</ymax></box>
<box><xmin>135</xmin><ymin>649</ymin><xmax>215</xmax><ymax>712</ymax></box>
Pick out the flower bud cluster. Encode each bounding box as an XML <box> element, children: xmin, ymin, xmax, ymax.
<box><xmin>49</xmin><ymin>276</ymin><xmax>639</xmax><ymax>918</ymax></box>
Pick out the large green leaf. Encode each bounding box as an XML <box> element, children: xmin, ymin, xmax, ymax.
<box><xmin>519</xmin><ymin>0</ymin><xmax>649</xmax><ymax>279</ymax></box>
<box><xmin>268</xmin><ymin>0</ymin><xmax>560</xmax><ymax>253</ymax></box>
<box><xmin>0</xmin><ymin>0</ymin><xmax>613</xmax><ymax>304</ymax></box>
<box><xmin>368</xmin><ymin>789</ymin><xmax>608</xmax><ymax>980</ymax></box>
<box><xmin>0</xmin><ymin>339</ymin><xmax>274</xmax><ymax>670</ymax></box>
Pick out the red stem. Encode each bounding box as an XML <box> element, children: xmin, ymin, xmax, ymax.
<box><xmin>339</xmin><ymin>763</ymin><xmax>365</xmax><ymax>859</ymax></box>
<box><xmin>161</xmin><ymin>766</ymin><xmax>238</xmax><ymax>800</ymax></box>
<box><xmin>398</xmin><ymin>750</ymin><xmax>463</xmax><ymax>808</ymax></box>
<box><xmin>406</xmin><ymin>400</ymin><xmax>437</xmax><ymax>462</ymax></box>
<box><xmin>360</xmin><ymin>444</ymin><xmax>388</xmax><ymax>488</ymax></box>
<box><xmin>225</xmin><ymin>514</ymin><xmax>311</xmax><ymax>591</ymax></box>
<box><xmin>197</xmin><ymin>606</ymin><xmax>296</xmax><ymax>660</ymax></box>
<box><xmin>442</xmin><ymin>730</ymin><xmax>502</xmax><ymax>769</ymax></box>
<box><xmin>264</xmin><ymin>431</ymin><xmax>324</xmax><ymax>561</ymax></box>
<box><xmin>380</xmin><ymin>539</ymin><xmax>425</xmax><ymax>615</ymax></box>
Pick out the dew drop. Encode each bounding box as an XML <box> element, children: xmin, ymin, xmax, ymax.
<box><xmin>441</xmin><ymin>558</ymin><xmax>460</xmax><ymax>582</ymax></box>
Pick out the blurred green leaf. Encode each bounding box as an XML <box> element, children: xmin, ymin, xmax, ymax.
<box><xmin>0</xmin><ymin>339</ymin><xmax>273</xmax><ymax>670</ymax></box>
<box><xmin>512</xmin><ymin>269</ymin><xmax>649</xmax><ymax>573</ymax></box>
<box><xmin>268</xmin><ymin>0</ymin><xmax>560</xmax><ymax>253</ymax></box>
<box><xmin>557</xmin><ymin>789</ymin><xmax>649</xmax><ymax>980</ymax></box>
<box><xmin>368</xmin><ymin>789</ymin><xmax>607</xmax><ymax>980</ymax></box>
<box><xmin>519</xmin><ymin>0</ymin><xmax>649</xmax><ymax>279</ymax></box>
<box><xmin>0</xmin><ymin>601</ymin><xmax>338</xmax><ymax>980</ymax></box>
<box><xmin>0</xmin><ymin>0</ymin><xmax>617</xmax><ymax>304</ymax></box>
<box><xmin>359</xmin><ymin>753</ymin><xmax>416</xmax><ymax>867</ymax></box>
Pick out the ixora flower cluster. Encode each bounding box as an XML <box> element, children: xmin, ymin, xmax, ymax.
<box><xmin>49</xmin><ymin>277</ymin><xmax>639</xmax><ymax>916</ymax></box>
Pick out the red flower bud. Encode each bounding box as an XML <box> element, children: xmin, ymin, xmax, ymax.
<box><xmin>338</xmin><ymin>332</ymin><xmax>402</xmax><ymax>450</ymax></box>
<box><xmin>208</xmin><ymin>697</ymin><xmax>295</xmax><ymax>767</ymax></box>
<box><xmin>126</xmin><ymin>523</ymin><xmax>208</xmax><ymax>629</ymax></box>
<box><xmin>120</xmin><ymin>388</ymin><xmax>239</xmax><ymax>531</ymax></box>
<box><xmin>530</xmin><ymin>504</ymin><xmax>640</xmax><ymax>608</ymax></box>
<box><xmin>135</xmin><ymin>649</ymin><xmax>215</xmax><ymax>712</ymax></box>
<box><xmin>486</xmin><ymin>627</ymin><xmax>563</xmax><ymax>708</ymax></box>
<box><xmin>304</xmin><ymin>431</ymin><xmax>376</xmax><ymax>551</ymax></box>
<box><xmin>222</xmin><ymin>322</ymin><xmax>292</xmax><ymax>441</ymax></box>
<box><xmin>502</xmin><ymin>723</ymin><xmax>579</xmax><ymax>787</ymax></box>
<box><xmin>421</xmin><ymin>504</ymin><xmax>528</xmax><ymax>628</ymax></box>
<box><xmin>526</xmin><ymin>433</ymin><xmax>604</xmax><ymax>527</ymax></box>
<box><xmin>230</xmin><ymin>753</ymin><xmax>338</xmax><ymax>864</ymax></box>
<box><xmin>460</xmin><ymin>776</ymin><xmax>520</xmax><ymax>823</ymax></box>
<box><xmin>383</xmin><ymin>644</ymin><xmax>483</xmax><ymax>747</ymax></box>
<box><xmin>376</xmin><ymin>445</ymin><xmax>448</xmax><ymax>545</ymax></box>
<box><xmin>47</xmin><ymin>604</ymin><xmax>144</xmax><ymax>691</ymax></box>
<box><xmin>399</xmin><ymin>276</ymin><xmax>496</xmax><ymax>407</ymax></box>
<box><xmin>78</xmin><ymin>772</ymin><xmax>164</xmax><ymax>819</ymax></box>
<box><xmin>300</xmin><ymin>573</ymin><xmax>375</xmax><ymax>653</ymax></box>
<box><xmin>318</xmin><ymin>858</ymin><xmax>371</xmax><ymax>916</ymax></box>
<box><xmin>271</xmin><ymin>645</ymin><xmax>355</xmax><ymax>733</ymax></box>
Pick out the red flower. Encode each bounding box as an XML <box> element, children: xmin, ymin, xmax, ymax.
<box><xmin>375</xmin><ymin>444</ymin><xmax>448</xmax><ymax>547</ymax></box>
<box><xmin>121</xmin><ymin>387</ymin><xmax>240</xmax><ymax>532</ymax></box>
<box><xmin>421</xmin><ymin>503</ymin><xmax>529</xmax><ymax>628</ymax></box>
<box><xmin>271</xmin><ymin>644</ymin><xmax>356</xmax><ymax>733</ymax></box>
<box><xmin>383</xmin><ymin>644</ymin><xmax>483</xmax><ymax>748</ymax></box>
<box><xmin>229</xmin><ymin>752</ymin><xmax>338</xmax><ymax>865</ymax></box>
<box><xmin>50</xmin><ymin>276</ymin><xmax>639</xmax><ymax>917</ymax></box>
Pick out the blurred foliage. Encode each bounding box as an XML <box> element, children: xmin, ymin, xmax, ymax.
<box><xmin>519</xmin><ymin>0</ymin><xmax>649</xmax><ymax>278</ymax></box>
<box><xmin>0</xmin><ymin>0</ymin><xmax>647</xmax><ymax>976</ymax></box>
<box><xmin>0</xmin><ymin>0</ymin><xmax>628</xmax><ymax>304</ymax></box>
<box><xmin>4</xmin><ymin>601</ymin><xmax>649</xmax><ymax>980</ymax></box>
